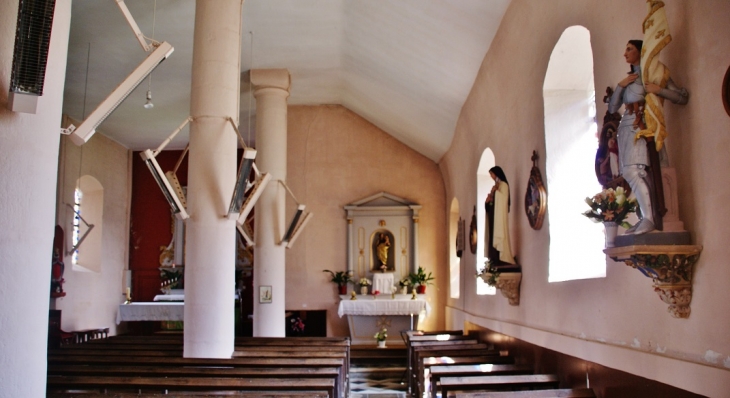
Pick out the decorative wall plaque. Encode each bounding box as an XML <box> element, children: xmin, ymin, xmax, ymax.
<box><xmin>525</xmin><ymin>151</ymin><xmax>547</xmax><ymax>230</ymax></box>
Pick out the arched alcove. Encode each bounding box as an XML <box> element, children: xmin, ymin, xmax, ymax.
<box><xmin>543</xmin><ymin>26</ymin><xmax>604</xmax><ymax>282</ymax></box>
<box><xmin>72</xmin><ymin>175</ymin><xmax>104</xmax><ymax>273</ymax></box>
<box><xmin>476</xmin><ymin>148</ymin><xmax>496</xmax><ymax>295</ymax></box>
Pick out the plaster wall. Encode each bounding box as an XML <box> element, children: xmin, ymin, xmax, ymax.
<box><xmin>0</xmin><ymin>1</ymin><xmax>71</xmax><ymax>396</ymax></box>
<box><xmin>55</xmin><ymin>130</ymin><xmax>131</xmax><ymax>337</ymax></box>
<box><xmin>441</xmin><ymin>1</ymin><xmax>730</xmax><ymax>396</ymax></box>
<box><xmin>285</xmin><ymin>105</ymin><xmax>446</xmax><ymax>337</ymax></box>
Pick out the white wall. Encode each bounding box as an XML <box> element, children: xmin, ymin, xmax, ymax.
<box><xmin>441</xmin><ymin>1</ymin><xmax>730</xmax><ymax>396</ymax></box>
<box><xmin>0</xmin><ymin>1</ymin><xmax>71</xmax><ymax>397</ymax></box>
<box><xmin>56</xmin><ymin>129</ymin><xmax>131</xmax><ymax>336</ymax></box>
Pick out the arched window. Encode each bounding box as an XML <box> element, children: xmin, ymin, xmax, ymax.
<box><xmin>543</xmin><ymin>26</ymin><xmax>604</xmax><ymax>282</ymax></box>
<box><xmin>449</xmin><ymin>198</ymin><xmax>460</xmax><ymax>299</ymax></box>
<box><xmin>476</xmin><ymin>148</ymin><xmax>496</xmax><ymax>295</ymax></box>
<box><xmin>72</xmin><ymin>175</ymin><xmax>104</xmax><ymax>273</ymax></box>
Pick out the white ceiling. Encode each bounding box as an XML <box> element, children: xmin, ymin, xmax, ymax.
<box><xmin>62</xmin><ymin>0</ymin><xmax>511</xmax><ymax>161</ymax></box>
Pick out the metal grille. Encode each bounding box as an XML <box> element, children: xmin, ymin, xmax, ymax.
<box><xmin>10</xmin><ymin>0</ymin><xmax>56</xmax><ymax>96</ymax></box>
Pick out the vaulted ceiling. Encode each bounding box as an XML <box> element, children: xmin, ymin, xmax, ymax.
<box><xmin>62</xmin><ymin>0</ymin><xmax>511</xmax><ymax>161</ymax></box>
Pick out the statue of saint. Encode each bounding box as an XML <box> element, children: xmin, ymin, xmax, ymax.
<box><xmin>485</xmin><ymin>166</ymin><xmax>516</xmax><ymax>265</ymax></box>
<box><xmin>376</xmin><ymin>233</ymin><xmax>391</xmax><ymax>271</ymax></box>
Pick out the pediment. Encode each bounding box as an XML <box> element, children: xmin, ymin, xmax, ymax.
<box><xmin>346</xmin><ymin>192</ymin><xmax>417</xmax><ymax>208</ymax></box>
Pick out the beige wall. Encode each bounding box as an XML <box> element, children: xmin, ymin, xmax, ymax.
<box><xmin>55</xmin><ymin>123</ymin><xmax>131</xmax><ymax>336</ymax></box>
<box><xmin>285</xmin><ymin>105</ymin><xmax>447</xmax><ymax>336</ymax></box>
<box><xmin>441</xmin><ymin>1</ymin><xmax>730</xmax><ymax>396</ymax></box>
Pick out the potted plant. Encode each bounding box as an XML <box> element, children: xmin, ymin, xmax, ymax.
<box><xmin>374</xmin><ymin>327</ymin><xmax>388</xmax><ymax>348</ymax></box>
<box><xmin>323</xmin><ymin>269</ymin><xmax>353</xmax><ymax>295</ymax></box>
<box><xmin>358</xmin><ymin>278</ymin><xmax>372</xmax><ymax>295</ymax></box>
<box><xmin>583</xmin><ymin>186</ymin><xmax>637</xmax><ymax>247</ymax></box>
<box><xmin>409</xmin><ymin>266</ymin><xmax>434</xmax><ymax>294</ymax></box>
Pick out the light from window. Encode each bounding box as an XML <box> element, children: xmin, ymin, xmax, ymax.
<box><xmin>72</xmin><ymin>188</ymin><xmax>82</xmax><ymax>264</ymax></box>
<box><xmin>544</xmin><ymin>26</ymin><xmax>606</xmax><ymax>282</ymax></box>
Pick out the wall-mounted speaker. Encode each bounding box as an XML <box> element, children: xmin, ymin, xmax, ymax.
<box><xmin>7</xmin><ymin>0</ymin><xmax>56</xmax><ymax>114</ymax></box>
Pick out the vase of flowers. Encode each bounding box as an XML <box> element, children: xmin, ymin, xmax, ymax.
<box><xmin>323</xmin><ymin>269</ymin><xmax>354</xmax><ymax>295</ymax></box>
<box><xmin>399</xmin><ymin>277</ymin><xmax>411</xmax><ymax>294</ymax></box>
<box><xmin>477</xmin><ymin>262</ymin><xmax>501</xmax><ymax>287</ymax></box>
<box><xmin>374</xmin><ymin>327</ymin><xmax>388</xmax><ymax>348</ymax></box>
<box><xmin>358</xmin><ymin>278</ymin><xmax>372</xmax><ymax>295</ymax></box>
<box><xmin>583</xmin><ymin>187</ymin><xmax>637</xmax><ymax>247</ymax></box>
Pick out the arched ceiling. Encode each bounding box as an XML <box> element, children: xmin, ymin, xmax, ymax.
<box><xmin>62</xmin><ymin>0</ymin><xmax>511</xmax><ymax>161</ymax></box>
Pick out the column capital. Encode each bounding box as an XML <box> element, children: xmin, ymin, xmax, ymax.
<box><xmin>250</xmin><ymin>69</ymin><xmax>291</xmax><ymax>93</ymax></box>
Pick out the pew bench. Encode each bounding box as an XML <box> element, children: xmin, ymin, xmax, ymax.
<box><xmin>429</xmin><ymin>364</ymin><xmax>533</xmax><ymax>398</ymax></box>
<box><xmin>47</xmin><ymin>392</ymin><xmax>330</xmax><ymax>398</ymax></box>
<box><xmin>46</xmin><ymin>375</ymin><xmax>336</xmax><ymax>397</ymax></box>
<box><xmin>440</xmin><ymin>374</ymin><xmax>560</xmax><ymax>398</ymax></box>
<box><xmin>451</xmin><ymin>388</ymin><xmax>597</xmax><ymax>398</ymax></box>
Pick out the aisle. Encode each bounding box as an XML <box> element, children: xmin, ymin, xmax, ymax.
<box><xmin>350</xmin><ymin>345</ymin><xmax>407</xmax><ymax>398</ymax></box>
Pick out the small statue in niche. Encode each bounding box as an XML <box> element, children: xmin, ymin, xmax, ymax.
<box><xmin>376</xmin><ymin>233</ymin><xmax>391</xmax><ymax>272</ymax></box>
<box><xmin>484</xmin><ymin>166</ymin><xmax>516</xmax><ymax>266</ymax></box>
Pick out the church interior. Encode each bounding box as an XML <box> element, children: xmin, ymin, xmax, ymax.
<box><xmin>2</xmin><ymin>0</ymin><xmax>730</xmax><ymax>397</ymax></box>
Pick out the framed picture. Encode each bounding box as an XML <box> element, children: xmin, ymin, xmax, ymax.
<box><xmin>723</xmin><ymin>64</ymin><xmax>730</xmax><ymax>117</ymax></box>
<box><xmin>259</xmin><ymin>285</ymin><xmax>272</xmax><ymax>304</ymax></box>
<box><xmin>525</xmin><ymin>151</ymin><xmax>547</xmax><ymax>230</ymax></box>
<box><xmin>469</xmin><ymin>206</ymin><xmax>478</xmax><ymax>254</ymax></box>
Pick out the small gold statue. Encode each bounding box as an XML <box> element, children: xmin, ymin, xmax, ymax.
<box><xmin>350</xmin><ymin>291</ymin><xmax>357</xmax><ymax>300</ymax></box>
<box><xmin>411</xmin><ymin>290</ymin><xmax>417</xmax><ymax>300</ymax></box>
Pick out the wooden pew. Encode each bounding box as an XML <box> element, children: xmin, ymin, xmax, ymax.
<box><xmin>46</xmin><ymin>375</ymin><xmax>336</xmax><ymax>397</ymax></box>
<box><xmin>440</xmin><ymin>374</ymin><xmax>560</xmax><ymax>398</ymax></box>
<box><xmin>47</xmin><ymin>392</ymin><xmax>330</xmax><ymax>398</ymax></box>
<box><xmin>49</xmin><ymin>336</ymin><xmax>350</xmax><ymax>398</ymax></box>
<box><xmin>429</xmin><ymin>364</ymin><xmax>533</xmax><ymax>398</ymax></box>
<box><xmin>405</xmin><ymin>330</ymin><xmax>469</xmax><ymax>394</ymax></box>
<box><xmin>451</xmin><ymin>388</ymin><xmax>597</xmax><ymax>398</ymax></box>
<box><xmin>412</xmin><ymin>346</ymin><xmax>499</xmax><ymax>397</ymax></box>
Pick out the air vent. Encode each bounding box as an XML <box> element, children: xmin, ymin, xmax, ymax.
<box><xmin>7</xmin><ymin>0</ymin><xmax>56</xmax><ymax>114</ymax></box>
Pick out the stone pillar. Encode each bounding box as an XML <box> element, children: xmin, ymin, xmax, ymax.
<box><xmin>347</xmin><ymin>218</ymin><xmax>354</xmax><ymax>274</ymax></box>
<box><xmin>412</xmin><ymin>209</ymin><xmax>420</xmax><ymax>273</ymax></box>
<box><xmin>184</xmin><ymin>0</ymin><xmax>242</xmax><ymax>358</ymax></box>
<box><xmin>251</xmin><ymin>69</ymin><xmax>291</xmax><ymax>337</ymax></box>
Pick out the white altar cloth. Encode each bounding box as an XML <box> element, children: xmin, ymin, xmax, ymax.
<box><xmin>153</xmin><ymin>294</ymin><xmax>185</xmax><ymax>301</ymax></box>
<box><xmin>337</xmin><ymin>296</ymin><xmax>430</xmax><ymax>318</ymax></box>
<box><xmin>116</xmin><ymin>302</ymin><xmax>184</xmax><ymax>324</ymax></box>
<box><xmin>372</xmin><ymin>273</ymin><xmax>395</xmax><ymax>294</ymax></box>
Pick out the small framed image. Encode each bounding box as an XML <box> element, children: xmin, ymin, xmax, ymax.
<box><xmin>525</xmin><ymin>151</ymin><xmax>547</xmax><ymax>230</ymax></box>
<box><xmin>259</xmin><ymin>285</ymin><xmax>272</xmax><ymax>304</ymax></box>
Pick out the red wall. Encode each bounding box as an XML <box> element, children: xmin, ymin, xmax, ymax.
<box><xmin>129</xmin><ymin>150</ymin><xmax>188</xmax><ymax>302</ymax></box>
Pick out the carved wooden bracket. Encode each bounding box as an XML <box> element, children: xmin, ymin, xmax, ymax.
<box><xmin>480</xmin><ymin>272</ymin><xmax>522</xmax><ymax>306</ymax></box>
<box><xmin>604</xmin><ymin>245</ymin><xmax>702</xmax><ymax>318</ymax></box>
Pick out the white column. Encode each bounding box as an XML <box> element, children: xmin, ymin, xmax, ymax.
<box><xmin>251</xmin><ymin>69</ymin><xmax>290</xmax><ymax>337</ymax></box>
<box><xmin>412</xmin><ymin>210</ymin><xmax>420</xmax><ymax>273</ymax></box>
<box><xmin>0</xmin><ymin>2</ymin><xmax>71</xmax><ymax>397</ymax></box>
<box><xmin>347</xmin><ymin>218</ymin><xmax>354</xmax><ymax>274</ymax></box>
<box><xmin>184</xmin><ymin>0</ymin><xmax>242</xmax><ymax>358</ymax></box>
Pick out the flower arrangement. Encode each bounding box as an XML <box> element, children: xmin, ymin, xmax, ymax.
<box><xmin>372</xmin><ymin>290</ymin><xmax>380</xmax><ymax>298</ymax></box>
<box><xmin>477</xmin><ymin>262</ymin><xmax>501</xmax><ymax>287</ymax></box>
<box><xmin>374</xmin><ymin>327</ymin><xmax>388</xmax><ymax>342</ymax></box>
<box><xmin>323</xmin><ymin>269</ymin><xmax>353</xmax><ymax>286</ymax></box>
<box><xmin>358</xmin><ymin>278</ymin><xmax>372</xmax><ymax>287</ymax></box>
<box><xmin>583</xmin><ymin>186</ymin><xmax>637</xmax><ymax>229</ymax></box>
<box><xmin>290</xmin><ymin>317</ymin><xmax>305</xmax><ymax>333</ymax></box>
<box><xmin>398</xmin><ymin>277</ymin><xmax>411</xmax><ymax>287</ymax></box>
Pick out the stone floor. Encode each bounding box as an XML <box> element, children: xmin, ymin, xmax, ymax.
<box><xmin>349</xmin><ymin>345</ymin><xmax>408</xmax><ymax>398</ymax></box>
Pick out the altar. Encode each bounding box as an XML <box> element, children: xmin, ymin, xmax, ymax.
<box><xmin>116</xmin><ymin>302</ymin><xmax>184</xmax><ymax>324</ymax></box>
<box><xmin>338</xmin><ymin>295</ymin><xmax>430</xmax><ymax>346</ymax></box>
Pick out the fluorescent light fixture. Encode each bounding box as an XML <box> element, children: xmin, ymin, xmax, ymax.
<box><xmin>236</xmin><ymin>223</ymin><xmax>254</xmax><ymax>248</ymax></box>
<box><xmin>140</xmin><ymin>149</ymin><xmax>189</xmax><ymax>220</ymax></box>
<box><xmin>277</xmin><ymin>180</ymin><xmax>313</xmax><ymax>249</ymax></box>
<box><xmin>228</xmin><ymin>148</ymin><xmax>257</xmax><ymax>215</ymax></box>
<box><xmin>236</xmin><ymin>171</ymin><xmax>272</xmax><ymax>225</ymax></box>
<box><xmin>63</xmin><ymin>42</ymin><xmax>174</xmax><ymax>145</ymax></box>
<box><xmin>284</xmin><ymin>209</ymin><xmax>313</xmax><ymax>249</ymax></box>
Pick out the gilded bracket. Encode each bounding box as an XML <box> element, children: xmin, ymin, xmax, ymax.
<box><xmin>480</xmin><ymin>272</ymin><xmax>522</xmax><ymax>306</ymax></box>
<box><xmin>604</xmin><ymin>245</ymin><xmax>702</xmax><ymax>318</ymax></box>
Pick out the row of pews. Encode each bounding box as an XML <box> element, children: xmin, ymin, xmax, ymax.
<box><xmin>47</xmin><ymin>334</ymin><xmax>350</xmax><ymax>397</ymax></box>
<box><xmin>405</xmin><ymin>330</ymin><xmax>597</xmax><ymax>398</ymax></box>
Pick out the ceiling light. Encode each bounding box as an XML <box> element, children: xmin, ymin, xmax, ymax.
<box><xmin>143</xmin><ymin>89</ymin><xmax>154</xmax><ymax>109</ymax></box>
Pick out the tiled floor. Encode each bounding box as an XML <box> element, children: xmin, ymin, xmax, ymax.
<box><xmin>349</xmin><ymin>362</ymin><xmax>408</xmax><ymax>398</ymax></box>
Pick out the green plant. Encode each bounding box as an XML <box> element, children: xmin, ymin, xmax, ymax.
<box><xmin>409</xmin><ymin>266</ymin><xmax>434</xmax><ymax>286</ymax></box>
<box><xmin>374</xmin><ymin>327</ymin><xmax>388</xmax><ymax>342</ymax></box>
<box><xmin>477</xmin><ymin>261</ymin><xmax>501</xmax><ymax>287</ymax></box>
<box><xmin>583</xmin><ymin>186</ymin><xmax>637</xmax><ymax>229</ymax></box>
<box><xmin>323</xmin><ymin>270</ymin><xmax>353</xmax><ymax>286</ymax></box>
